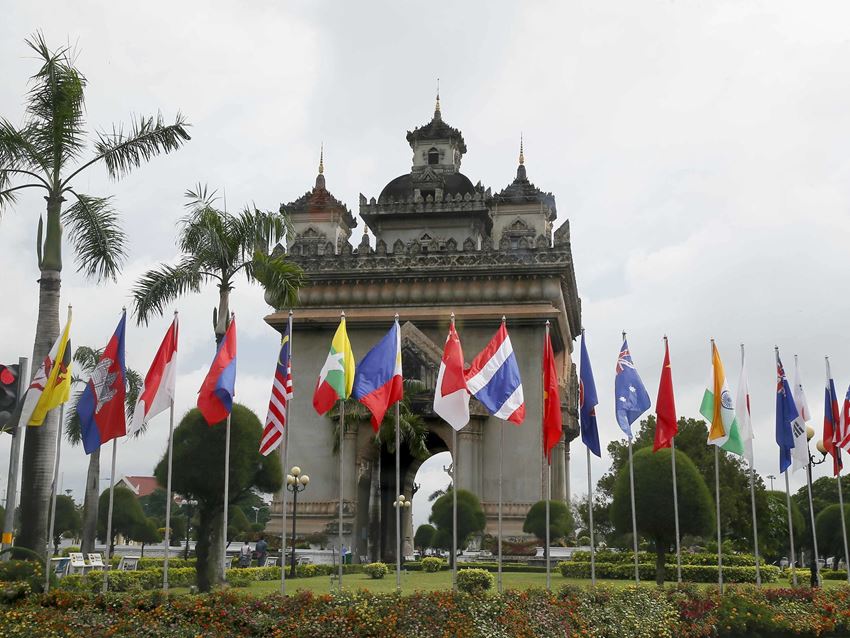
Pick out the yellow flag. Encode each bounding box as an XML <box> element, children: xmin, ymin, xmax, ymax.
<box><xmin>26</xmin><ymin>308</ymin><xmax>73</xmax><ymax>426</ymax></box>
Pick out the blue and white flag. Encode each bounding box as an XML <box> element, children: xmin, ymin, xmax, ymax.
<box><xmin>580</xmin><ymin>330</ymin><xmax>601</xmax><ymax>456</ymax></box>
<box><xmin>465</xmin><ymin>322</ymin><xmax>525</xmax><ymax>424</ymax></box>
<box><xmin>614</xmin><ymin>338</ymin><xmax>651</xmax><ymax>439</ymax></box>
<box><xmin>776</xmin><ymin>352</ymin><xmax>804</xmax><ymax>474</ymax></box>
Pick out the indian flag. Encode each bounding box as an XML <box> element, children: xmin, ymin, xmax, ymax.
<box><xmin>312</xmin><ymin>316</ymin><xmax>356</xmax><ymax>415</ymax></box>
<box><xmin>699</xmin><ymin>341</ymin><xmax>745</xmax><ymax>456</ymax></box>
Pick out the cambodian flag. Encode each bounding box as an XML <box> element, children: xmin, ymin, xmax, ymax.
<box><xmin>465</xmin><ymin>321</ymin><xmax>525</xmax><ymax>425</ymax></box>
<box><xmin>352</xmin><ymin>320</ymin><xmax>403</xmax><ymax>431</ymax></box>
<box><xmin>198</xmin><ymin>317</ymin><xmax>237</xmax><ymax>426</ymax></box>
<box><xmin>79</xmin><ymin>311</ymin><xmax>127</xmax><ymax>454</ymax></box>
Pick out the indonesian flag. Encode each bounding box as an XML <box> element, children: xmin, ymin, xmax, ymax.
<box><xmin>129</xmin><ymin>315</ymin><xmax>178</xmax><ymax>436</ymax></box>
<box><xmin>542</xmin><ymin>327</ymin><xmax>562</xmax><ymax>463</ymax></box>
<box><xmin>313</xmin><ymin>317</ymin><xmax>355</xmax><ymax>415</ymax></box>
<box><xmin>433</xmin><ymin>320</ymin><xmax>470</xmax><ymax>431</ymax></box>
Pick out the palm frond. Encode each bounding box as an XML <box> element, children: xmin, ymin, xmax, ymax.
<box><xmin>247</xmin><ymin>251</ymin><xmax>304</xmax><ymax>309</ymax></box>
<box><xmin>125</xmin><ymin>367</ymin><xmax>144</xmax><ymax>436</ymax></box>
<box><xmin>24</xmin><ymin>32</ymin><xmax>87</xmax><ymax>167</ymax></box>
<box><xmin>178</xmin><ymin>205</ymin><xmax>233</xmax><ymax>272</ymax></box>
<box><xmin>72</xmin><ymin>345</ymin><xmax>103</xmax><ymax>373</ymax></box>
<box><xmin>64</xmin><ymin>388</ymin><xmax>84</xmax><ymax>445</ymax></box>
<box><xmin>229</xmin><ymin>206</ymin><xmax>288</xmax><ymax>256</ymax></box>
<box><xmin>88</xmin><ymin>112</ymin><xmax>190</xmax><ymax>181</ymax></box>
<box><xmin>0</xmin><ymin>119</ymin><xmax>48</xmax><ymax>174</ymax></box>
<box><xmin>62</xmin><ymin>191</ymin><xmax>127</xmax><ymax>281</ymax></box>
<box><xmin>183</xmin><ymin>183</ymin><xmax>218</xmax><ymax>211</ymax></box>
<box><xmin>131</xmin><ymin>258</ymin><xmax>204</xmax><ymax>325</ymax></box>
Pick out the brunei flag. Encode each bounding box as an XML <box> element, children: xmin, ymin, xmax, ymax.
<box><xmin>699</xmin><ymin>340</ymin><xmax>745</xmax><ymax>456</ymax></box>
<box><xmin>313</xmin><ymin>316</ymin><xmax>355</xmax><ymax>415</ymax></box>
<box><xmin>21</xmin><ymin>306</ymin><xmax>73</xmax><ymax>426</ymax></box>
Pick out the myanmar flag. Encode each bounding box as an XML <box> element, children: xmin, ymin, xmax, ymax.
<box><xmin>313</xmin><ymin>317</ymin><xmax>356</xmax><ymax>415</ymax></box>
<box><xmin>699</xmin><ymin>341</ymin><xmax>744</xmax><ymax>456</ymax></box>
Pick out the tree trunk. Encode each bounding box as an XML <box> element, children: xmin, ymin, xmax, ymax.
<box><xmin>209</xmin><ymin>511</ymin><xmax>225</xmax><ymax>585</ymax></box>
<box><xmin>214</xmin><ymin>286</ymin><xmax>231</xmax><ymax>344</ymax></box>
<box><xmin>655</xmin><ymin>542</ymin><xmax>666</xmax><ymax>586</ymax></box>
<box><xmin>17</xmin><ymin>271</ymin><xmax>62</xmax><ymax>557</ymax></box>
<box><xmin>140</xmin><ymin>543</ymin><xmax>145</xmax><ymax>558</ymax></box>
<box><xmin>80</xmin><ymin>447</ymin><xmax>100</xmax><ymax>553</ymax></box>
<box><xmin>195</xmin><ymin>507</ymin><xmax>222</xmax><ymax>592</ymax></box>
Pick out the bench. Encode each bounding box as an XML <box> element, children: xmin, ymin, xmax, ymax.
<box><xmin>117</xmin><ymin>555</ymin><xmax>140</xmax><ymax>571</ymax></box>
<box><xmin>87</xmin><ymin>553</ymin><xmax>106</xmax><ymax>571</ymax></box>
<box><xmin>68</xmin><ymin>552</ymin><xmax>88</xmax><ymax>574</ymax></box>
<box><xmin>51</xmin><ymin>557</ymin><xmax>70</xmax><ymax>578</ymax></box>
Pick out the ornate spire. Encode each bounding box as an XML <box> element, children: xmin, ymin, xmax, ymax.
<box><xmin>434</xmin><ymin>78</ymin><xmax>441</xmax><ymax>120</ymax></box>
<box><xmin>315</xmin><ymin>143</ymin><xmax>326</xmax><ymax>190</ymax></box>
<box><xmin>519</xmin><ymin>133</ymin><xmax>525</xmax><ymax>166</ymax></box>
<box><xmin>516</xmin><ymin>133</ymin><xmax>527</xmax><ymax>181</ymax></box>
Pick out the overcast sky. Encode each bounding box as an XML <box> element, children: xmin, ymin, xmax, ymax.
<box><xmin>2</xmin><ymin>1</ymin><xmax>850</xmax><ymax>531</ymax></box>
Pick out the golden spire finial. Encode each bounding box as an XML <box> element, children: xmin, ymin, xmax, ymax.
<box><xmin>519</xmin><ymin>133</ymin><xmax>525</xmax><ymax>166</ymax></box>
<box><xmin>434</xmin><ymin>78</ymin><xmax>441</xmax><ymax>118</ymax></box>
<box><xmin>318</xmin><ymin>142</ymin><xmax>324</xmax><ymax>175</ymax></box>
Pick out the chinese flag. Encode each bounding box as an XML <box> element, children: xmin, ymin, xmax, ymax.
<box><xmin>542</xmin><ymin>329</ymin><xmax>563</xmax><ymax>463</ymax></box>
<box><xmin>654</xmin><ymin>338</ymin><xmax>678</xmax><ymax>451</ymax></box>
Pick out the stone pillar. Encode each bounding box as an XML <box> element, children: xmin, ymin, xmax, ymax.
<box><xmin>551</xmin><ymin>440</ymin><xmax>566</xmax><ymax>503</ymax></box>
<box><xmin>456</xmin><ymin>419</ymin><xmax>483</xmax><ymax>496</ymax></box>
<box><xmin>343</xmin><ymin>421</ymin><xmax>359</xmax><ymax>556</ymax></box>
<box><xmin>563</xmin><ymin>439</ymin><xmax>571</xmax><ymax>504</ymax></box>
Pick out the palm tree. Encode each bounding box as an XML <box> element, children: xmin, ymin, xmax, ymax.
<box><xmin>64</xmin><ymin>346</ymin><xmax>142</xmax><ymax>554</ymax></box>
<box><xmin>0</xmin><ymin>34</ymin><xmax>190</xmax><ymax>555</ymax></box>
<box><xmin>131</xmin><ymin>184</ymin><xmax>303</xmax><ymax>342</ymax></box>
<box><xmin>131</xmin><ymin>186</ymin><xmax>303</xmax><ymax>586</ymax></box>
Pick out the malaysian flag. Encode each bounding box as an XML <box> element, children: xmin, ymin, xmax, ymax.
<box><xmin>260</xmin><ymin>327</ymin><xmax>292</xmax><ymax>456</ymax></box>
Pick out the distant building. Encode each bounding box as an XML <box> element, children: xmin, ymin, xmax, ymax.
<box><xmin>115</xmin><ymin>476</ymin><xmax>160</xmax><ymax>499</ymax></box>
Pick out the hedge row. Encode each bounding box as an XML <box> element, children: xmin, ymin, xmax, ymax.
<box><xmin>569</xmin><ymin>550</ymin><xmax>761</xmax><ymax>567</ymax></box>
<box><xmin>405</xmin><ymin>561</ymin><xmax>547</xmax><ymax>573</ymax></box>
<box><xmin>558</xmin><ymin>561</ymin><xmax>780</xmax><ymax>583</ymax></box>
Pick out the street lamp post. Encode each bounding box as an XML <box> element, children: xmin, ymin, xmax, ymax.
<box><xmin>286</xmin><ymin>466</ymin><xmax>310</xmax><ymax>578</ymax></box>
<box><xmin>181</xmin><ymin>499</ymin><xmax>197</xmax><ymax>561</ymax></box>
<box><xmin>252</xmin><ymin>506</ymin><xmax>260</xmax><ymax>524</ymax></box>
<box><xmin>807</xmin><ymin>427</ymin><xmax>827</xmax><ymax>588</ymax></box>
<box><xmin>767</xmin><ymin>475</ymin><xmax>776</xmax><ymax>492</ymax></box>
<box><xmin>392</xmin><ymin>494</ymin><xmax>412</xmax><ymax>590</ymax></box>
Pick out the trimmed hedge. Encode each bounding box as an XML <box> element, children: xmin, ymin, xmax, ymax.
<box><xmin>364</xmin><ymin>563</ymin><xmax>388</xmax><ymax>579</ymax></box>
<box><xmin>455</xmin><ymin>568</ymin><xmax>493</xmax><ymax>594</ymax></box>
<box><xmin>420</xmin><ymin>557</ymin><xmax>443</xmax><ymax>573</ymax></box>
<box><xmin>407</xmin><ymin>560</ymin><xmax>547</xmax><ymax>573</ymax></box>
<box><xmin>569</xmin><ymin>550</ymin><xmax>761</xmax><ymax>567</ymax></box>
<box><xmin>558</xmin><ymin>560</ymin><xmax>779</xmax><ymax>583</ymax></box>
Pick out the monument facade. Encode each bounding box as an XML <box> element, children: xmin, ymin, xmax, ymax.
<box><xmin>265</xmin><ymin>98</ymin><xmax>581</xmax><ymax>561</ymax></box>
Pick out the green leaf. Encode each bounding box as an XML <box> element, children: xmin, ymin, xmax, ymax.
<box><xmin>62</xmin><ymin>192</ymin><xmax>126</xmax><ymax>281</ymax></box>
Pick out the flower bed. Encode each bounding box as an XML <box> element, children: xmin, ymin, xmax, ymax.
<box><xmin>2</xmin><ymin>584</ymin><xmax>850</xmax><ymax>637</ymax></box>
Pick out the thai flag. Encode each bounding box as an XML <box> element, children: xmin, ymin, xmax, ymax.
<box><xmin>129</xmin><ymin>314</ymin><xmax>178</xmax><ymax>435</ymax></box>
<box><xmin>197</xmin><ymin>317</ymin><xmax>237</xmax><ymax>426</ymax></box>
<box><xmin>79</xmin><ymin>311</ymin><xmax>127</xmax><ymax>454</ymax></box>
<box><xmin>465</xmin><ymin>322</ymin><xmax>525</xmax><ymax>425</ymax></box>
<box><xmin>352</xmin><ymin>320</ymin><xmax>403</xmax><ymax>431</ymax></box>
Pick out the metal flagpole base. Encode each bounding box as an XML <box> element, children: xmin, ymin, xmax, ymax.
<box><xmin>627</xmin><ymin>437</ymin><xmax>639</xmax><ymax>583</ymax></box>
<box><xmin>586</xmin><ymin>447</ymin><xmax>596</xmax><ymax>587</ymax></box>
<box><xmin>671</xmin><ymin>438</ymin><xmax>682</xmax><ymax>584</ymax></box>
<box><xmin>163</xmin><ymin>402</ymin><xmax>175</xmax><ymax>591</ymax></box>
<box><xmin>838</xmin><ymin>474</ymin><xmax>850</xmax><ymax>583</ymax></box>
<box><xmin>222</xmin><ymin>414</ymin><xmax>232</xmax><ymax>580</ymax></box>
<box><xmin>498</xmin><ymin>420</ymin><xmax>504</xmax><ymax>593</ymax></box>
<box><xmin>714</xmin><ymin>446</ymin><xmax>723</xmax><ymax>593</ymax></box>
<box><xmin>45</xmin><ymin>404</ymin><xmax>65</xmax><ymax>594</ymax></box>
<box><xmin>785</xmin><ymin>472</ymin><xmax>798</xmax><ymax>586</ymax></box>
<box><xmin>103</xmin><ymin>439</ymin><xmax>119</xmax><ymax>593</ymax></box>
<box><xmin>749</xmin><ymin>466</ymin><xmax>762</xmax><ymax>586</ymax></box>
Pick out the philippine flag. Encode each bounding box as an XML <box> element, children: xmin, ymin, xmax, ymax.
<box><xmin>352</xmin><ymin>320</ymin><xmax>403</xmax><ymax>431</ymax></box>
<box><xmin>433</xmin><ymin>320</ymin><xmax>470</xmax><ymax>431</ymax></box>
<box><xmin>79</xmin><ymin>311</ymin><xmax>128</xmax><ymax>454</ymax></box>
<box><xmin>129</xmin><ymin>314</ymin><xmax>178</xmax><ymax>436</ymax></box>
<box><xmin>198</xmin><ymin>317</ymin><xmax>237</xmax><ymax>426</ymax></box>
<box><xmin>465</xmin><ymin>321</ymin><xmax>525</xmax><ymax>425</ymax></box>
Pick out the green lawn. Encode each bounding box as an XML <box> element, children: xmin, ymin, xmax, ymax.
<box><xmin>206</xmin><ymin>570</ymin><xmax>845</xmax><ymax>595</ymax></box>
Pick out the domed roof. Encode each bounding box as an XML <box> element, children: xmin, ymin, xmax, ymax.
<box><xmin>379</xmin><ymin>172</ymin><xmax>476</xmax><ymax>201</ymax></box>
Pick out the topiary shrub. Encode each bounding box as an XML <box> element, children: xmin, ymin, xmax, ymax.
<box><xmin>363</xmin><ymin>562</ymin><xmax>388</xmax><ymax>579</ymax></box>
<box><xmin>456</xmin><ymin>568</ymin><xmax>493</xmax><ymax>594</ymax></box>
<box><xmin>421</xmin><ymin>557</ymin><xmax>443</xmax><ymax>573</ymax></box>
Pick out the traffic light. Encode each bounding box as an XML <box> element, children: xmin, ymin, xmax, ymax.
<box><xmin>0</xmin><ymin>364</ymin><xmax>20</xmax><ymax>429</ymax></box>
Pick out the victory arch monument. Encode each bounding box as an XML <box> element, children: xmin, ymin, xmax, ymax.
<box><xmin>264</xmin><ymin>98</ymin><xmax>581</xmax><ymax>562</ymax></box>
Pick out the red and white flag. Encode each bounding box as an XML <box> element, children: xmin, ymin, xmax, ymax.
<box><xmin>433</xmin><ymin>320</ymin><xmax>470</xmax><ymax>431</ymax></box>
<box><xmin>129</xmin><ymin>315</ymin><xmax>178</xmax><ymax>435</ymax></box>
<box><xmin>260</xmin><ymin>328</ymin><xmax>292</xmax><ymax>456</ymax></box>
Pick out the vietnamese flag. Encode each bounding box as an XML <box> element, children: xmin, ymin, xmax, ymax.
<box><xmin>654</xmin><ymin>338</ymin><xmax>677</xmax><ymax>451</ymax></box>
<box><xmin>542</xmin><ymin>326</ymin><xmax>562</xmax><ymax>464</ymax></box>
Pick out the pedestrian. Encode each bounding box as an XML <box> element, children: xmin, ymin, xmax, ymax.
<box><xmin>255</xmin><ymin>535</ymin><xmax>268</xmax><ymax>567</ymax></box>
<box><xmin>239</xmin><ymin>540</ymin><xmax>252</xmax><ymax>568</ymax></box>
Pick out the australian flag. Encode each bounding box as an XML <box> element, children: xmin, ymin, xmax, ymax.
<box><xmin>614</xmin><ymin>338</ymin><xmax>651</xmax><ymax>439</ymax></box>
<box><xmin>580</xmin><ymin>331</ymin><xmax>601</xmax><ymax>457</ymax></box>
<box><xmin>79</xmin><ymin>311</ymin><xmax>127</xmax><ymax>454</ymax></box>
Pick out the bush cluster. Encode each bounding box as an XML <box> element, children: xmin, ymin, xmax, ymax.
<box><xmin>455</xmin><ymin>568</ymin><xmax>493</xmax><ymax>594</ymax></box>
<box><xmin>363</xmin><ymin>562</ymin><xmax>388</xmax><ymax>579</ymax></box>
<box><xmin>420</xmin><ymin>557</ymin><xmax>443</xmax><ymax>573</ymax></box>
<box><xmin>558</xmin><ymin>561</ymin><xmax>779</xmax><ymax>583</ymax></box>
<box><xmin>570</xmin><ymin>550</ymin><xmax>761</xmax><ymax>567</ymax></box>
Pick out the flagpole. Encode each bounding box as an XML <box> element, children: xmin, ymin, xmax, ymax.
<box><xmin>546</xmin><ymin>463</ymin><xmax>551</xmax><ymax>591</ymax></box>
<box><xmin>623</xmin><ymin>331</ymin><xmax>640</xmax><ymax>584</ymax></box>
<box><xmin>837</xmin><ymin>471</ymin><xmax>850</xmax><ymax>583</ymax></box>
<box><xmin>714</xmin><ymin>445</ymin><xmax>723</xmax><ymax>591</ymax></box>
<box><xmin>665</xmin><ymin>336</ymin><xmax>681</xmax><ymax>584</ymax></box>
<box><xmin>338</xmin><ymin>397</ymin><xmax>345</xmax><ymax>591</ymax></box>
<box><xmin>742</xmin><ymin>344</ymin><xmax>761</xmax><ymax>587</ymax></box>
<box><xmin>544</xmin><ymin>320</ymin><xmax>551</xmax><ymax>591</ymax></box>
<box><xmin>395</xmin><ymin>396</ymin><xmax>401</xmax><ymax>592</ymax></box>
<box><xmin>785</xmin><ymin>471</ymin><xmax>798</xmax><ymax>586</ymax></box>
<box><xmin>670</xmin><ymin>437</ymin><xmax>682</xmax><ymax>583</ymax></box>
<box><xmin>805</xmin><ymin>458</ymin><xmax>820</xmax><ymax>587</ymax></box>
<box><xmin>103</xmin><ymin>438</ymin><xmax>118</xmax><ymax>593</ymax></box>
<box><xmin>586</xmin><ymin>447</ymin><xmax>596</xmax><ymax>586</ymax></box>
<box><xmin>281</xmin><ymin>310</ymin><xmax>293</xmax><ymax>595</ymax></box>
<box><xmin>44</xmin><ymin>403</ymin><xmax>64</xmax><ymax>594</ymax></box>
<box><xmin>498</xmin><ymin>418</ymin><xmax>504</xmax><ymax>593</ymax></box>
<box><xmin>452</xmin><ymin>427</ymin><xmax>458</xmax><ymax>591</ymax></box>
<box><xmin>163</xmin><ymin>399</ymin><xmax>175</xmax><ymax>591</ymax></box>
